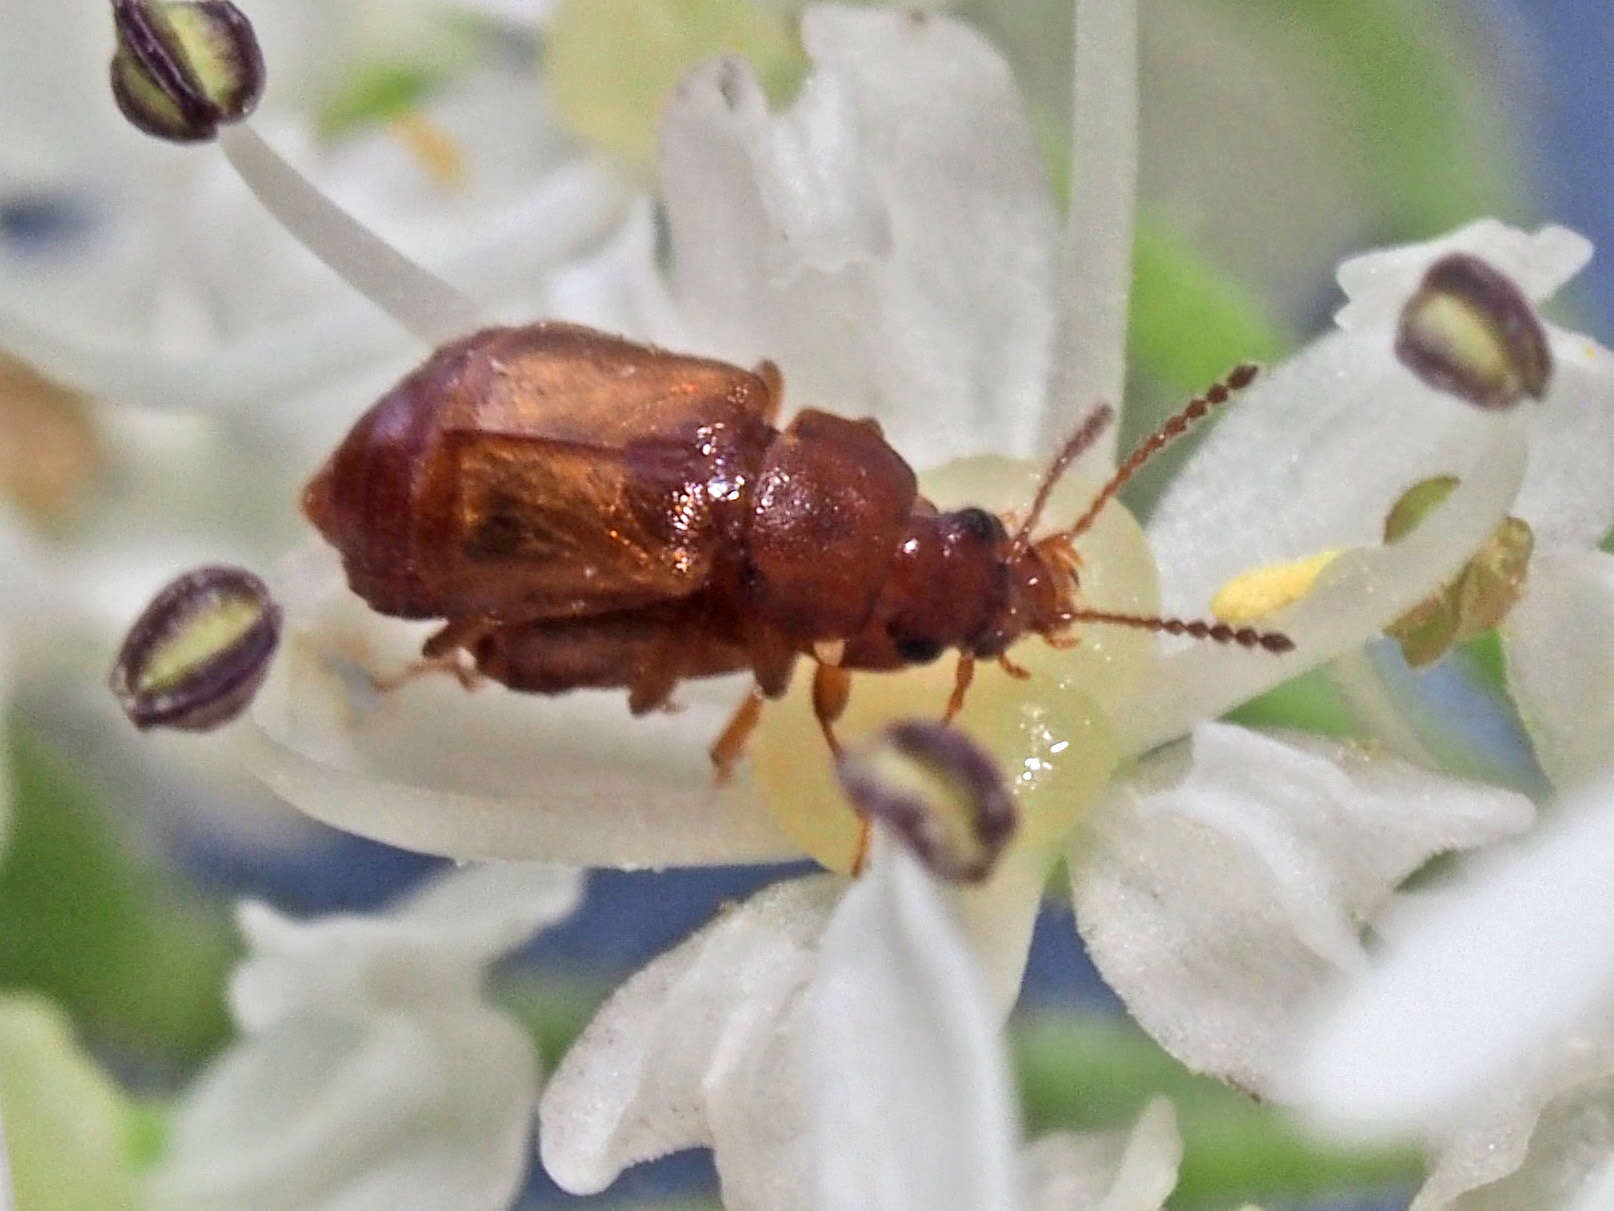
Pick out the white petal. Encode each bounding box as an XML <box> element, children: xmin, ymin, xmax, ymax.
<box><xmin>951</xmin><ymin>845</ymin><xmax>1060</xmax><ymax>1017</ymax></box>
<box><xmin>1567</xmin><ymin>1154</ymin><xmax>1614</xmax><ymax>1211</ymax></box>
<box><xmin>230</xmin><ymin>862</ymin><xmax>581</xmax><ymax>1033</ymax></box>
<box><xmin>154</xmin><ymin>857</ymin><xmax>559</xmax><ymax>1211</ymax></box>
<box><xmin>1333</xmin><ymin>221</ymin><xmax>1592</xmax><ymax>331</ymax></box>
<box><xmin>538</xmin><ymin>200</ymin><xmax>685</xmax><ymax>341</ymax></box>
<box><xmin>812</xmin><ymin>833</ymin><xmax>1020</xmax><ymax>1211</ymax></box>
<box><xmin>1021</xmin><ymin>1098</ymin><xmax>1181</xmax><ymax>1211</ymax></box>
<box><xmin>1068</xmin><ymin>722</ymin><xmax>1533</xmax><ymax>1097</ymax></box>
<box><xmin>246</xmin><ymin>549</ymin><xmax>800</xmax><ymax>867</ymax></box>
<box><xmin>1300</xmin><ymin>776</ymin><xmax>1614</xmax><ymax>1139</ymax></box>
<box><xmin>1146</xmin><ymin>325</ymin><xmax>1526</xmax><ymax>622</ymax></box>
<box><xmin>538</xmin><ymin>876</ymin><xmax>840</xmax><ymax>1205</ymax></box>
<box><xmin>1149</xmin><ymin>223</ymin><xmax>1604</xmax><ymax>625</ymax></box>
<box><xmin>660</xmin><ymin>8</ymin><xmax>1058</xmax><ymax>465</ymax></box>
<box><xmin>1512</xmin><ymin>329</ymin><xmax>1614</xmax><ymax>551</ymax></box>
<box><xmin>152</xmin><ymin>1010</ymin><xmax>537</xmax><ymax>1211</ymax></box>
<box><xmin>1504</xmin><ymin>551</ymin><xmax>1614</xmax><ymax>788</ymax></box>
<box><xmin>1</xmin><ymin>72</ymin><xmax>626</xmax><ymax>426</ymax></box>
<box><xmin>1412</xmin><ymin>1042</ymin><xmax>1614</xmax><ymax>1211</ymax></box>
<box><xmin>1126</xmin><ymin>412</ymin><xmax>1529</xmax><ymax>755</ymax></box>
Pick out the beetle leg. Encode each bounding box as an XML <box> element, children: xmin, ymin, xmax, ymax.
<box><xmin>627</xmin><ymin>631</ymin><xmax>687</xmax><ymax>715</ymax></box>
<box><xmin>421</xmin><ymin>617</ymin><xmax>495</xmax><ymax>660</ymax></box>
<box><xmin>811</xmin><ymin>661</ymin><xmax>852</xmax><ymax>758</ymax></box>
<box><xmin>710</xmin><ymin>684</ymin><xmax>766</xmax><ymax>784</ymax></box>
<box><xmin>942</xmin><ymin>655</ymin><xmax>976</xmax><ymax>723</ymax></box>
<box><xmin>997</xmin><ymin>653</ymin><xmax>1031</xmax><ymax>680</ymax></box>
<box><xmin>850</xmin><ymin>819</ymin><xmax>872</xmax><ymax>878</ymax></box>
<box><xmin>1043</xmin><ymin>632</ymin><xmax>1080</xmax><ymax>651</ymax></box>
<box><xmin>807</xmin><ymin>658</ymin><xmax>873</xmax><ymax>874</ymax></box>
<box><xmin>752</xmin><ymin>359</ymin><xmax>784</xmax><ymax>424</ymax></box>
<box><xmin>368</xmin><ymin>616</ymin><xmax>494</xmax><ymax>692</ymax></box>
<box><xmin>370</xmin><ymin>652</ymin><xmax>482</xmax><ymax>693</ymax></box>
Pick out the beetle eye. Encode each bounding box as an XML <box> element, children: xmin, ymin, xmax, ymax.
<box><xmin>952</xmin><ymin>507</ymin><xmax>1000</xmax><ymax>542</ymax></box>
<box><xmin>892</xmin><ymin>633</ymin><xmax>945</xmax><ymax>664</ymax></box>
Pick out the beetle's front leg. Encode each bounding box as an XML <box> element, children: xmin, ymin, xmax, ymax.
<box><xmin>942</xmin><ymin>654</ymin><xmax>975</xmax><ymax>723</ymax></box>
<box><xmin>811</xmin><ymin>661</ymin><xmax>852</xmax><ymax>758</ymax></box>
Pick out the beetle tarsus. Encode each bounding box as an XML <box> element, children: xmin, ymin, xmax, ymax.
<box><xmin>710</xmin><ymin>684</ymin><xmax>766</xmax><ymax>784</ymax></box>
<box><xmin>997</xmin><ymin>653</ymin><xmax>1031</xmax><ymax>680</ymax></box>
<box><xmin>849</xmin><ymin>818</ymin><xmax>872</xmax><ymax>877</ymax></box>
<box><xmin>942</xmin><ymin>654</ymin><xmax>975</xmax><ymax>724</ymax></box>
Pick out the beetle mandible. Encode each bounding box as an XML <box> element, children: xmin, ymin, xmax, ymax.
<box><xmin>302</xmin><ymin>321</ymin><xmax>1290</xmax><ymax>778</ymax></box>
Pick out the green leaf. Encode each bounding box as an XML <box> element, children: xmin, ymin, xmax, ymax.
<box><xmin>1013</xmin><ymin>1013</ymin><xmax>1418</xmax><ymax>1208</ymax></box>
<box><xmin>1119</xmin><ymin>214</ymin><xmax>1290</xmax><ymax>517</ymax></box>
<box><xmin>318</xmin><ymin>62</ymin><xmax>454</xmax><ymax>139</ymax></box>
<box><xmin>1129</xmin><ymin>217</ymin><xmax>1288</xmax><ymax>401</ymax></box>
<box><xmin>1248</xmin><ymin>0</ymin><xmax>1517</xmax><ymax>234</ymax></box>
<box><xmin>0</xmin><ymin>726</ymin><xmax>235</xmax><ymax>1063</ymax></box>
<box><xmin>1224</xmin><ymin>666</ymin><xmax>1361</xmax><ymax>738</ymax></box>
<box><xmin>0</xmin><ymin>994</ymin><xmax>144</xmax><ymax>1211</ymax></box>
<box><xmin>494</xmin><ymin>972</ymin><xmax>602</xmax><ymax>1069</ymax></box>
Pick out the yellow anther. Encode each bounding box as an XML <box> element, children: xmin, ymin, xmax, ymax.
<box><xmin>1211</xmin><ymin>549</ymin><xmax>1343</xmax><ymax>624</ymax></box>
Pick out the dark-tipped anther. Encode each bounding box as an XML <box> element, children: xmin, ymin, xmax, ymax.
<box><xmin>1395</xmin><ymin>253</ymin><xmax>1552</xmax><ymax>411</ymax></box>
<box><xmin>110</xmin><ymin>565</ymin><xmax>282</xmax><ymax>731</ymax></box>
<box><xmin>837</xmin><ymin>720</ymin><xmax>1017</xmax><ymax>884</ymax></box>
<box><xmin>110</xmin><ymin>0</ymin><xmax>264</xmax><ymax>142</ymax></box>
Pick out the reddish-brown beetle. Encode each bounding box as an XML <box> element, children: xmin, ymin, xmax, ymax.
<box><xmin>303</xmin><ymin>322</ymin><xmax>1289</xmax><ymax>775</ymax></box>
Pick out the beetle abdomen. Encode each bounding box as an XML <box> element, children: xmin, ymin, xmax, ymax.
<box><xmin>302</xmin><ymin>334</ymin><xmax>480</xmax><ymax>618</ymax></box>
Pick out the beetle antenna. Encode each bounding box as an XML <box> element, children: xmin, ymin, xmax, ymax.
<box><xmin>1049</xmin><ymin>363</ymin><xmax>1260</xmax><ymax>546</ymax></box>
<box><xmin>1060</xmin><ymin>608</ymin><xmax>1293</xmax><ymax>653</ymax></box>
<box><xmin>1008</xmin><ymin>403</ymin><xmax>1115</xmax><ymax>559</ymax></box>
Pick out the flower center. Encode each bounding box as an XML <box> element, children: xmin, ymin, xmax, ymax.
<box><xmin>750</xmin><ymin>454</ymin><xmax>1159</xmax><ymax>873</ymax></box>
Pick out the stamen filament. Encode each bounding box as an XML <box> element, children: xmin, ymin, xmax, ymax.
<box><xmin>217</xmin><ymin>123</ymin><xmax>487</xmax><ymax>347</ymax></box>
<box><xmin>1038</xmin><ymin>0</ymin><xmax>1138</xmax><ymax>465</ymax></box>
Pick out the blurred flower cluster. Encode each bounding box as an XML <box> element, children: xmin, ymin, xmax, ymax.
<box><xmin>2</xmin><ymin>3</ymin><xmax>1613</xmax><ymax>1211</ymax></box>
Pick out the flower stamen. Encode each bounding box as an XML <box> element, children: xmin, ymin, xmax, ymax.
<box><xmin>837</xmin><ymin>721</ymin><xmax>1017</xmax><ymax>884</ymax></box>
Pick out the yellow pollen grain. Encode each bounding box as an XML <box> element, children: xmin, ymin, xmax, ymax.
<box><xmin>1211</xmin><ymin>549</ymin><xmax>1343</xmax><ymax>624</ymax></box>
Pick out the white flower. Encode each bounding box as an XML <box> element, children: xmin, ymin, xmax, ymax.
<box><xmin>246</xmin><ymin>0</ymin><xmax>1555</xmax><ymax>1104</ymax></box>
<box><xmin>543</xmin><ymin>822</ymin><xmax>1185</xmax><ymax>1211</ymax></box>
<box><xmin>0</xmin><ymin>0</ymin><xmax>636</xmax><ymax>848</ymax></box>
<box><xmin>76</xmin><ymin>0</ymin><xmax>1613</xmax><ymax>1200</ymax></box>
<box><xmin>148</xmin><ymin>861</ymin><xmax>582</xmax><ymax>1211</ymax></box>
<box><xmin>1297</xmin><ymin>776</ymin><xmax>1614</xmax><ymax>1211</ymax></box>
<box><xmin>0</xmin><ymin>0</ymin><xmax>628</xmax><ymax>463</ymax></box>
<box><xmin>1259</xmin><ymin>229</ymin><xmax>1614</xmax><ymax>1207</ymax></box>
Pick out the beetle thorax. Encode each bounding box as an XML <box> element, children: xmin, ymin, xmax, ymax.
<box><xmin>841</xmin><ymin>506</ymin><xmax>1062</xmax><ymax>669</ymax></box>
